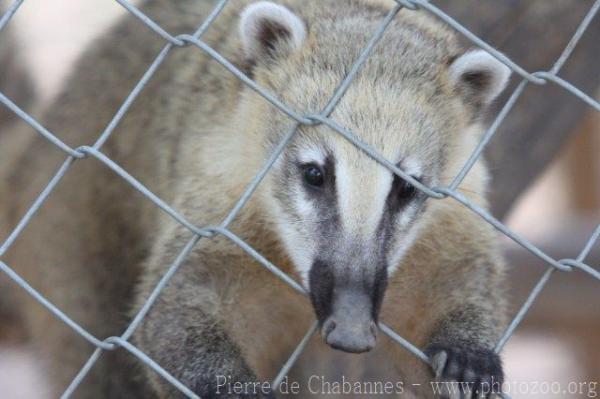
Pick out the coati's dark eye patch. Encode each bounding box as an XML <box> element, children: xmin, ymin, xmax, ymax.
<box><xmin>302</xmin><ymin>164</ymin><xmax>325</xmax><ymax>187</ymax></box>
<box><xmin>387</xmin><ymin>174</ymin><xmax>421</xmax><ymax>211</ymax></box>
<box><xmin>396</xmin><ymin>177</ymin><xmax>417</xmax><ymax>200</ymax></box>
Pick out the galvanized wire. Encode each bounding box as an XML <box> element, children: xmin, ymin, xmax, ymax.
<box><xmin>0</xmin><ymin>0</ymin><xmax>599</xmax><ymax>398</ymax></box>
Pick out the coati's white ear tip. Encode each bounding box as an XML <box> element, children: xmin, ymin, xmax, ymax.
<box><xmin>449</xmin><ymin>49</ymin><xmax>512</xmax><ymax>104</ymax></box>
<box><xmin>239</xmin><ymin>1</ymin><xmax>307</xmax><ymax>60</ymax></box>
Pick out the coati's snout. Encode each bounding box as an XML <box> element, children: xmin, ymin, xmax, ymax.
<box><xmin>321</xmin><ymin>291</ymin><xmax>378</xmax><ymax>353</ymax></box>
<box><xmin>309</xmin><ymin>260</ymin><xmax>387</xmax><ymax>353</ymax></box>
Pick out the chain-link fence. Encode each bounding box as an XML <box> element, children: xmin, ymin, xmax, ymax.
<box><xmin>0</xmin><ymin>0</ymin><xmax>599</xmax><ymax>398</ymax></box>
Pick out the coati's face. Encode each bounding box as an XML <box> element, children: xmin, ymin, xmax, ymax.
<box><xmin>238</xmin><ymin>1</ymin><xmax>510</xmax><ymax>353</ymax></box>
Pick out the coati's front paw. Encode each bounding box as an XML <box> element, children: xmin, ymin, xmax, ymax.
<box><xmin>426</xmin><ymin>344</ymin><xmax>504</xmax><ymax>399</ymax></box>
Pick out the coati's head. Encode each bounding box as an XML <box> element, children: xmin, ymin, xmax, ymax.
<box><xmin>236</xmin><ymin>1</ymin><xmax>510</xmax><ymax>353</ymax></box>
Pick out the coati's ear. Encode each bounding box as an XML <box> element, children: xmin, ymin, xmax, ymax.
<box><xmin>239</xmin><ymin>2</ymin><xmax>307</xmax><ymax>63</ymax></box>
<box><xmin>448</xmin><ymin>49</ymin><xmax>511</xmax><ymax>109</ymax></box>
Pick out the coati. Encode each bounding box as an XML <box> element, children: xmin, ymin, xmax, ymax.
<box><xmin>0</xmin><ymin>0</ymin><xmax>510</xmax><ymax>397</ymax></box>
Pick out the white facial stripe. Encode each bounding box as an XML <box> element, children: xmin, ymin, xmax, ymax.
<box><xmin>296</xmin><ymin>194</ymin><xmax>313</xmax><ymax>218</ymax></box>
<box><xmin>401</xmin><ymin>157</ymin><xmax>422</xmax><ymax>178</ymax></box>
<box><xmin>388</xmin><ymin>229</ymin><xmax>417</xmax><ymax>274</ymax></box>
<box><xmin>387</xmin><ymin>204</ymin><xmax>422</xmax><ymax>273</ymax></box>
<box><xmin>335</xmin><ymin>159</ymin><xmax>352</xmax><ymax>233</ymax></box>
<box><xmin>280</xmin><ymin>222</ymin><xmax>314</xmax><ymax>287</ymax></box>
<box><xmin>267</xmin><ymin>190</ymin><xmax>315</xmax><ymax>288</ymax></box>
<box><xmin>297</xmin><ymin>146</ymin><xmax>327</xmax><ymax>165</ymax></box>
<box><xmin>398</xmin><ymin>202</ymin><xmax>417</xmax><ymax>228</ymax></box>
<box><xmin>337</xmin><ymin>159</ymin><xmax>392</xmax><ymax>237</ymax></box>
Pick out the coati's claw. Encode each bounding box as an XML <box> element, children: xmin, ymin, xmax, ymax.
<box><xmin>426</xmin><ymin>344</ymin><xmax>504</xmax><ymax>399</ymax></box>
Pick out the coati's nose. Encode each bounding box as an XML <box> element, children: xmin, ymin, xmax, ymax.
<box><xmin>320</xmin><ymin>290</ymin><xmax>378</xmax><ymax>353</ymax></box>
<box><xmin>322</xmin><ymin>317</ymin><xmax>377</xmax><ymax>353</ymax></box>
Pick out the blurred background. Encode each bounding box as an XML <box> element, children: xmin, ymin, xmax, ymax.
<box><xmin>0</xmin><ymin>0</ymin><xmax>598</xmax><ymax>398</ymax></box>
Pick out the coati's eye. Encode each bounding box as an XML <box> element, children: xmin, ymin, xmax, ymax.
<box><xmin>395</xmin><ymin>176</ymin><xmax>419</xmax><ymax>200</ymax></box>
<box><xmin>303</xmin><ymin>164</ymin><xmax>325</xmax><ymax>187</ymax></box>
<box><xmin>387</xmin><ymin>174</ymin><xmax>421</xmax><ymax>211</ymax></box>
<box><xmin>397</xmin><ymin>179</ymin><xmax>417</xmax><ymax>199</ymax></box>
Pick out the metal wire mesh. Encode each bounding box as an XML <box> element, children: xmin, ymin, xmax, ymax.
<box><xmin>0</xmin><ymin>0</ymin><xmax>599</xmax><ymax>398</ymax></box>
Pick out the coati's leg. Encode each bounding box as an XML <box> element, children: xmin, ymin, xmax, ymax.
<box><xmin>385</xmin><ymin>251</ymin><xmax>506</xmax><ymax>399</ymax></box>
<box><xmin>134</xmin><ymin>230</ymin><xmax>313</xmax><ymax>398</ymax></box>
<box><xmin>424</xmin><ymin>255</ymin><xmax>506</xmax><ymax>399</ymax></box>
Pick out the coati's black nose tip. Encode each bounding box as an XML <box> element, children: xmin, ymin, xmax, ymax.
<box><xmin>322</xmin><ymin>318</ymin><xmax>377</xmax><ymax>353</ymax></box>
